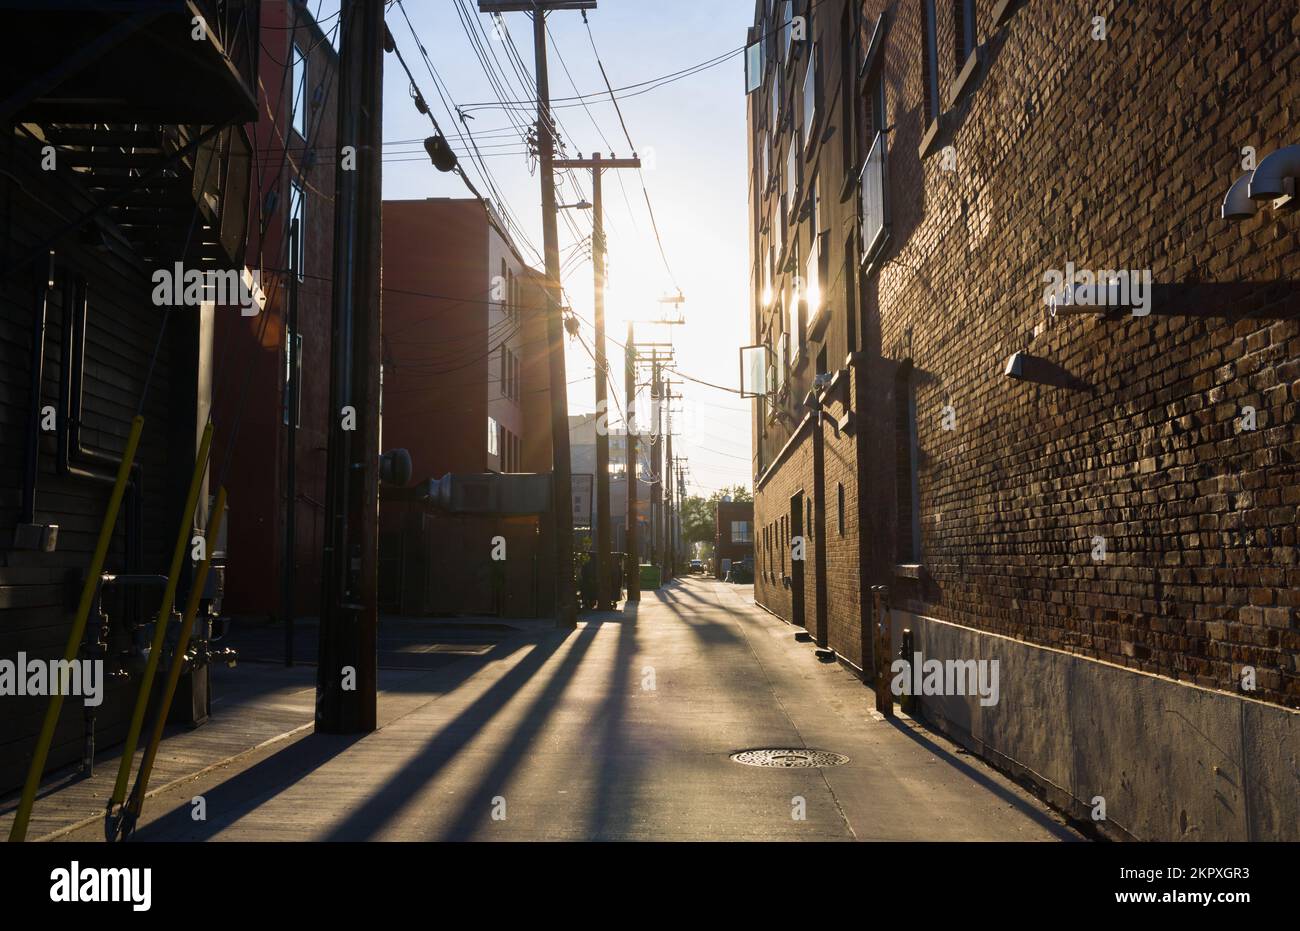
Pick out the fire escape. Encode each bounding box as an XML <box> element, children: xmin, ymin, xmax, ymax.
<box><xmin>0</xmin><ymin>0</ymin><xmax>259</xmax><ymax>268</ymax></box>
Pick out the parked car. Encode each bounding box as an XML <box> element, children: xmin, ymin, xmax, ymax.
<box><xmin>689</xmin><ymin>559</ymin><xmax>703</xmax><ymax>574</ymax></box>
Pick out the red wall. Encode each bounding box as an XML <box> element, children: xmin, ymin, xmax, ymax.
<box><xmin>215</xmin><ymin>1</ymin><xmax>335</xmax><ymax>618</ymax></box>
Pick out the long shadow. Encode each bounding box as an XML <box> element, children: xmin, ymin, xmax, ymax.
<box><xmin>323</xmin><ymin>628</ymin><xmax>578</xmax><ymax>840</ymax></box>
<box><xmin>129</xmin><ymin>731</ymin><xmax>366</xmax><ymax>840</ymax></box>
<box><xmin>885</xmin><ymin>717</ymin><xmax>1082</xmax><ymax>841</ymax></box>
<box><xmin>656</xmin><ymin>588</ymin><xmax>741</xmax><ymax>645</ymax></box>
<box><xmin>439</xmin><ymin>621</ymin><xmax>604</xmax><ymax>840</ymax></box>
<box><xmin>588</xmin><ymin>602</ymin><xmax>640</xmax><ymax>840</ymax></box>
<box><xmin>128</xmin><ymin>636</ymin><xmax>530</xmax><ymax>840</ymax></box>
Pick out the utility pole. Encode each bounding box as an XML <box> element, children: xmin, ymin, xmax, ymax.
<box><xmin>650</xmin><ymin>358</ymin><xmax>661</xmax><ymax>571</ymax></box>
<box><xmin>664</xmin><ymin>414</ymin><xmax>672</xmax><ymax>580</ymax></box>
<box><xmin>660</xmin><ymin>384</ymin><xmax>679</xmax><ymax>581</ymax></box>
<box><xmin>553</xmin><ymin>152</ymin><xmax>639</xmax><ymax>611</ymax></box>
<box><xmin>318</xmin><ymin>0</ymin><xmax>383</xmax><ymax>734</ymax></box>
<box><xmin>480</xmin><ymin>0</ymin><xmax>596</xmax><ymax>626</ymax></box>
<box><xmin>624</xmin><ymin>319</ymin><xmax>639</xmax><ymax>601</ymax></box>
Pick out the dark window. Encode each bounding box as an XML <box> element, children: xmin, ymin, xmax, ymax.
<box><xmin>839</xmin><ymin>2</ymin><xmax>856</xmax><ymax>171</ymax></box>
<box><xmin>837</xmin><ymin>482</ymin><xmax>845</xmax><ymax>535</ymax></box>
<box><xmin>954</xmin><ymin>0</ymin><xmax>976</xmax><ymax>70</ymax></box>
<box><xmin>921</xmin><ymin>0</ymin><xmax>940</xmax><ymax>126</ymax></box>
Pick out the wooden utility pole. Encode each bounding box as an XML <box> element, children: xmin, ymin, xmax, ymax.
<box><xmin>553</xmin><ymin>152</ymin><xmax>639</xmax><ymax>611</ymax></box>
<box><xmin>318</xmin><ymin>0</ymin><xmax>383</xmax><ymax>733</ymax></box>
<box><xmin>624</xmin><ymin>319</ymin><xmax>639</xmax><ymax>601</ymax></box>
<box><xmin>481</xmin><ymin>0</ymin><xmax>597</xmax><ymax>626</ymax></box>
<box><xmin>650</xmin><ymin>358</ymin><xmax>662</xmax><ymax>570</ymax></box>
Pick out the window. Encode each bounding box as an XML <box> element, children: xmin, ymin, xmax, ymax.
<box><xmin>839</xmin><ymin>3</ymin><xmax>857</xmax><ymax>171</ymax></box>
<box><xmin>781</xmin><ymin>0</ymin><xmax>794</xmax><ymax>64</ymax></box>
<box><xmin>785</xmin><ymin>138</ymin><xmax>800</xmax><ymax>212</ymax></box>
<box><xmin>895</xmin><ymin>364</ymin><xmax>921</xmax><ymax>563</ymax></box>
<box><xmin>771</xmin><ymin>72</ymin><xmax>780</xmax><ymax>130</ymax></box>
<box><xmin>921</xmin><ymin>0</ymin><xmax>940</xmax><ymax>127</ymax></box>
<box><xmin>731</xmin><ymin>521</ymin><xmax>752</xmax><ymax>544</ymax></box>
<box><xmin>291</xmin><ymin>43</ymin><xmax>307</xmax><ymax>138</ymax></box>
<box><xmin>282</xmin><ymin>329</ymin><xmax>302</xmax><ymax>427</ymax></box>
<box><xmin>805</xmin><ymin>233</ymin><xmax>822</xmax><ymax>321</ymax></box>
<box><xmin>860</xmin><ymin>121</ymin><xmax>888</xmax><ymax>264</ymax></box>
<box><xmin>837</xmin><ymin>482</ymin><xmax>845</xmax><ymax>535</ymax></box>
<box><xmin>488</xmin><ymin>416</ymin><xmax>499</xmax><ymax>457</ymax></box>
<box><xmin>745</xmin><ymin>33</ymin><xmax>765</xmax><ymax>94</ymax></box>
<box><xmin>288</xmin><ymin>181</ymin><xmax>305</xmax><ymax>281</ymax></box>
<box><xmin>801</xmin><ymin>40</ymin><xmax>818</xmax><ymax>149</ymax></box>
<box><xmin>788</xmin><ymin>242</ymin><xmax>802</xmax><ymax>360</ymax></box>
<box><xmin>954</xmin><ymin>0</ymin><xmax>977</xmax><ymax>70</ymax></box>
<box><xmin>500</xmin><ymin>348</ymin><xmax>507</xmax><ymax>396</ymax></box>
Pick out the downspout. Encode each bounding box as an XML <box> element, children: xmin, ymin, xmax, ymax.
<box><xmin>17</xmin><ymin>252</ymin><xmax>54</xmax><ymax>542</ymax></box>
<box><xmin>811</xmin><ymin>399</ymin><xmax>829</xmax><ymax>648</ymax></box>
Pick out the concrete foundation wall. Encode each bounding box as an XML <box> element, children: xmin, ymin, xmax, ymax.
<box><xmin>891</xmin><ymin>609</ymin><xmax>1300</xmax><ymax>841</ymax></box>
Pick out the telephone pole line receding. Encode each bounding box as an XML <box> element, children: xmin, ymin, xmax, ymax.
<box><xmin>554</xmin><ymin>152</ymin><xmax>639</xmax><ymax>611</ymax></box>
<box><xmin>480</xmin><ymin>0</ymin><xmax>599</xmax><ymax>625</ymax></box>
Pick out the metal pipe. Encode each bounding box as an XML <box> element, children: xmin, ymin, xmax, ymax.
<box><xmin>19</xmin><ymin>252</ymin><xmax>53</xmax><ymax>528</ymax></box>
<box><xmin>108</xmin><ymin>423</ymin><xmax>213</xmax><ymax>814</ymax></box>
<box><xmin>117</xmin><ymin>485</ymin><xmax>227</xmax><ymax>840</ymax></box>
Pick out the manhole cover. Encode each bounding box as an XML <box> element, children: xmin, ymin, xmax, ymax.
<box><xmin>729</xmin><ymin>748</ymin><xmax>849</xmax><ymax>768</ymax></box>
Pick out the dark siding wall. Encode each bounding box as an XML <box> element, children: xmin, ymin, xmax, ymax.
<box><xmin>0</xmin><ymin>133</ymin><xmax>197</xmax><ymax>793</ymax></box>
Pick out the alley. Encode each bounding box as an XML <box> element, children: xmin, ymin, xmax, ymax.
<box><xmin>61</xmin><ymin>578</ymin><xmax>1078</xmax><ymax>842</ymax></box>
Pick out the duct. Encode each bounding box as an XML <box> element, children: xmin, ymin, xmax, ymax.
<box><xmin>1220</xmin><ymin>171</ymin><xmax>1257</xmax><ymax>221</ymax></box>
<box><xmin>1247</xmin><ymin>144</ymin><xmax>1300</xmax><ymax>200</ymax></box>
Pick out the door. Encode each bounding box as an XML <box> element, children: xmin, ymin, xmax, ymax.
<box><xmin>790</xmin><ymin>491</ymin><xmax>805</xmax><ymax>629</ymax></box>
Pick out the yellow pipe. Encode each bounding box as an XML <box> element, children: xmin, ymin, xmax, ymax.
<box><xmin>122</xmin><ymin>486</ymin><xmax>227</xmax><ymax>831</ymax></box>
<box><xmin>8</xmin><ymin>415</ymin><xmax>144</xmax><ymax>843</ymax></box>
<box><xmin>108</xmin><ymin>422</ymin><xmax>213</xmax><ymax>811</ymax></box>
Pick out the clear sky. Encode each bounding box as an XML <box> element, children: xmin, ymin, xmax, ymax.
<box><xmin>312</xmin><ymin>0</ymin><xmax>755</xmax><ymax>496</ymax></box>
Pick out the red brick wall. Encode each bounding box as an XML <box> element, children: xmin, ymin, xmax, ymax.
<box><xmin>751</xmin><ymin>0</ymin><xmax>1300</xmax><ymax>706</ymax></box>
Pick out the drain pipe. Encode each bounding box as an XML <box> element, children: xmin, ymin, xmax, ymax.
<box><xmin>16</xmin><ymin>251</ymin><xmax>56</xmax><ymax>550</ymax></box>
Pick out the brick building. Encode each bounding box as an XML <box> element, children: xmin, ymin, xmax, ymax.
<box><xmin>745</xmin><ymin>0</ymin><xmax>1298</xmax><ymax>839</ymax></box>
<box><xmin>216</xmin><ymin>1</ymin><xmax>337</xmax><ymax>622</ymax></box>
<box><xmin>714</xmin><ymin>499</ymin><xmax>754</xmax><ymax>579</ymax></box>
<box><xmin>378</xmin><ymin>197</ymin><xmax>555</xmax><ymax>618</ymax></box>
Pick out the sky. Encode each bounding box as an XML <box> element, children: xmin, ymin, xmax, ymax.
<box><xmin>309</xmin><ymin>0</ymin><xmax>756</xmax><ymax>497</ymax></box>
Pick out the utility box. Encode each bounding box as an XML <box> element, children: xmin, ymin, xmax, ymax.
<box><xmin>639</xmin><ymin>564</ymin><xmax>661</xmax><ymax>590</ymax></box>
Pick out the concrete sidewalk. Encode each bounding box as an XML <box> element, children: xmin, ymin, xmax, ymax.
<box><xmin>59</xmin><ymin>577</ymin><xmax>1081</xmax><ymax>841</ymax></box>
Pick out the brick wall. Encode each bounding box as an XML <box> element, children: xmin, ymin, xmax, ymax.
<box><xmin>750</xmin><ymin>0</ymin><xmax>1299</xmax><ymax>708</ymax></box>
